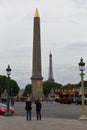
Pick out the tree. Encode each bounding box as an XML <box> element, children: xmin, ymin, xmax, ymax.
<box><xmin>0</xmin><ymin>75</ymin><xmax>20</xmax><ymax>97</ymax></box>
<box><xmin>63</xmin><ymin>83</ymin><xmax>74</xmax><ymax>90</ymax></box>
<box><xmin>0</xmin><ymin>75</ymin><xmax>7</xmax><ymax>96</ymax></box>
<box><xmin>43</xmin><ymin>81</ymin><xmax>51</xmax><ymax>97</ymax></box>
<box><xmin>10</xmin><ymin>79</ymin><xmax>20</xmax><ymax>96</ymax></box>
<box><xmin>22</xmin><ymin>84</ymin><xmax>32</xmax><ymax>97</ymax></box>
<box><xmin>78</xmin><ymin>81</ymin><xmax>87</xmax><ymax>88</ymax></box>
<box><xmin>43</xmin><ymin>81</ymin><xmax>62</xmax><ymax>97</ymax></box>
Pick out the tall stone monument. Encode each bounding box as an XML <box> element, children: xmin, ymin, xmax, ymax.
<box><xmin>31</xmin><ymin>9</ymin><xmax>43</xmax><ymax>100</ymax></box>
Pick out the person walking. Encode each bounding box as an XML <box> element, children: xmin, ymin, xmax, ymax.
<box><xmin>35</xmin><ymin>99</ymin><xmax>42</xmax><ymax>120</ymax></box>
<box><xmin>25</xmin><ymin>98</ymin><xmax>32</xmax><ymax>121</ymax></box>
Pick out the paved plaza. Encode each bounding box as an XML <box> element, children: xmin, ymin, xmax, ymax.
<box><xmin>0</xmin><ymin>116</ymin><xmax>87</xmax><ymax>130</ymax></box>
<box><xmin>14</xmin><ymin>102</ymin><xmax>87</xmax><ymax>119</ymax></box>
<box><xmin>0</xmin><ymin>102</ymin><xmax>87</xmax><ymax>130</ymax></box>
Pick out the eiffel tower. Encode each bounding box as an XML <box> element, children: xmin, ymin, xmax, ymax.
<box><xmin>48</xmin><ymin>52</ymin><xmax>55</xmax><ymax>82</ymax></box>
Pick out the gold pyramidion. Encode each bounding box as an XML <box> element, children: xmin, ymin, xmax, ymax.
<box><xmin>34</xmin><ymin>8</ymin><xmax>39</xmax><ymax>17</ymax></box>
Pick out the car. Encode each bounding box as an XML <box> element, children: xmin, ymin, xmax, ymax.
<box><xmin>0</xmin><ymin>103</ymin><xmax>14</xmax><ymax>115</ymax></box>
<box><xmin>60</xmin><ymin>98</ymin><xmax>72</xmax><ymax>104</ymax></box>
<box><xmin>75</xmin><ymin>96</ymin><xmax>87</xmax><ymax>105</ymax></box>
<box><xmin>47</xmin><ymin>97</ymin><xmax>55</xmax><ymax>103</ymax></box>
<box><xmin>55</xmin><ymin>97</ymin><xmax>61</xmax><ymax>103</ymax></box>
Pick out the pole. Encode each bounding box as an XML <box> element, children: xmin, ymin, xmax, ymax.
<box><xmin>4</xmin><ymin>75</ymin><xmax>12</xmax><ymax>116</ymax></box>
<box><xmin>79</xmin><ymin>71</ymin><xmax>87</xmax><ymax>120</ymax></box>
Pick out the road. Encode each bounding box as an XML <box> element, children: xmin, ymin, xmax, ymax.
<box><xmin>13</xmin><ymin>102</ymin><xmax>87</xmax><ymax>119</ymax></box>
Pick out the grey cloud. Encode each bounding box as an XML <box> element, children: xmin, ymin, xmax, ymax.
<box><xmin>0</xmin><ymin>0</ymin><xmax>2</xmax><ymax>4</ymax></box>
<box><xmin>41</xmin><ymin>13</ymin><xmax>86</xmax><ymax>25</ymax></box>
<box><xmin>0</xmin><ymin>0</ymin><xmax>14</xmax><ymax>4</ymax></box>
<box><xmin>66</xmin><ymin>42</ymin><xmax>87</xmax><ymax>50</ymax></box>
<box><xmin>53</xmin><ymin>65</ymin><xmax>79</xmax><ymax>85</ymax></box>
<box><xmin>6</xmin><ymin>15</ymin><xmax>17</xmax><ymax>21</ymax></box>
<box><xmin>5</xmin><ymin>14</ymin><xmax>31</xmax><ymax>22</ymax></box>
<box><xmin>0</xmin><ymin>46</ymin><xmax>32</xmax><ymax>71</ymax></box>
<box><xmin>73</xmin><ymin>0</ymin><xmax>87</xmax><ymax>5</ymax></box>
<box><xmin>2</xmin><ymin>45</ymin><xmax>31</xmax><ymax>55</ymax></box>
<box><xmin>21</xmin><ymin>13</ymin><xmax>32</xmax><ymax>21</ymax></box>
<box><xmin>12</xmin><ymin>65</ymin><xmax>32</xmax><ymax>88</ymax></box>
<box><xmin>72</xmin><ymin>0</ymin><xmax>87</xmax><ymax>9</ymax></box>
<box><xmin>9</xmin><ymin>46</ymin><xmax>31</xmax><ymax>53</ymax></box>
<box><xmin>43</xmin><ymin>60</ymin><xmax>80</xmax><ymax>85</ymax></box>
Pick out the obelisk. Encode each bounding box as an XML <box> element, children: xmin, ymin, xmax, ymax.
<box><xmin>31</xmin><ymin>9</ymin><xmax>43</xmax><ymax>100</ymax></box>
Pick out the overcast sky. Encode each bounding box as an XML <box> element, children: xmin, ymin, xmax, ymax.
<box><xmin>0</xmin><ymin>0</ymin><xmax>87</xmax><ymax>88</ymax></box>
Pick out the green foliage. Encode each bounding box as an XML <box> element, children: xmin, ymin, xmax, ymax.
<box><xmin>0</xmin><ymin>75</ymin><xmax>20</xmax><ymax>97</ymax></box>
<box><xmin>10</xmin><ymin>79</ymin><xmax>20</xmax><ymax>96</ymax></box>
<box><xmin>0</xmin><ymin>75</ymin><xmax>7</xmax><ymax>93</ymax></box>
<box><xmin>43</xmin><ymin>81</ymin><xmax>62</xmax><ymax>97</ymax></box>
<box><xmin>43</xmin><ymin>81</ymin><xmax>51</xmax><ymax>97</ymax></box>
<box><xmin>78</xmin><ymin>81</ymin><xmax>87</xmax><ymax>88</ymax></box>
<box><xmin>63</xmin><ymin>83</ymin><xmax>74</xmax><ymax>90</ymax></box>
<box><xmin>63</xmin><ymin>81</ymin><xmax>87</xmax><ymax>90</ymax></box>
<box><xmin>22</xmin><ymin>84</ymin><xmax>32</xmax><ymax>97</ymax></box>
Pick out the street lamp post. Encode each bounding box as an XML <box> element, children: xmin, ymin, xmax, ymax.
<box><xmin>4</xmin><ymin>65</ymin><xmax>12</xmax><ymax>116</ymax></box>
<box><xmin>78</xmin><ymin>58</ymin><xmax>87</xmax><ymax>120</ymax></box>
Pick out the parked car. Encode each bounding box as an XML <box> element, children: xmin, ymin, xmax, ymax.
<box><xmin>47</xmin><ymin>97</ymin><xmax>55</xmax><ymax>103</ymax></box>
<box><xmin>55</xmin><ymin>97</ymin><xmax>61</xmax><ymax>103</ymax></box>
<box><xmin>60</xmin><ymin>98</ymin><xmax>72</xmax><ymax>104</ymax></box>
<box><xmin>75</xmin><ymin>96</ymin><xmax>87</xmax><ymax>105</ymax></box>
<box><xmin>0</xmin><ymin>103</ymin><xmax>14</xmax><ymax>115</ymax></box>
<box><xmin>55</xmin><ymin>97</ymin><xmax>72</xmax><ymax>104</ymax></box>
